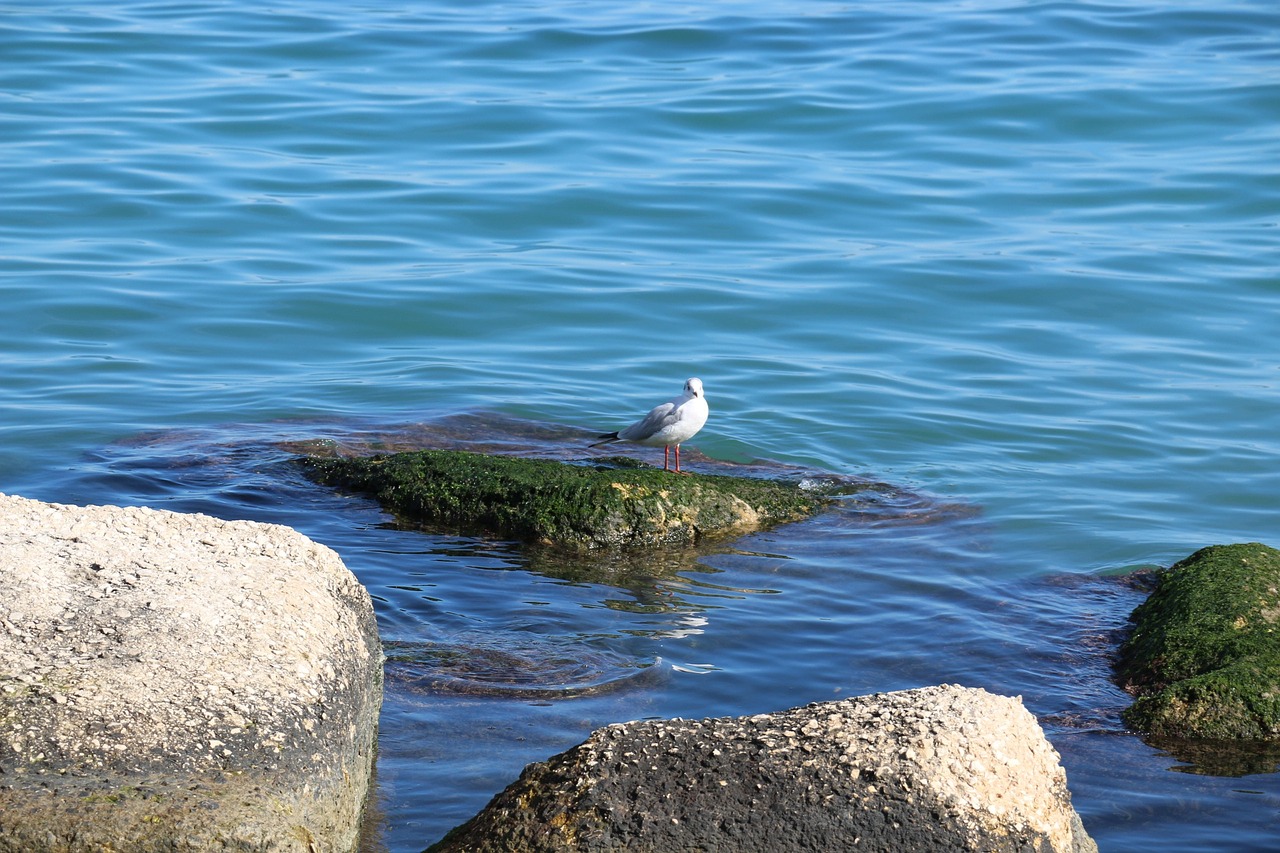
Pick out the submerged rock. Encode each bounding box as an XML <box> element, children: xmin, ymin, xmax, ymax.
<box><xmin>426</xmin><ymin>684</ymin><xmax>1097</xmax><ymax>853</ymax></box>
<box><xmin>1116</xmin><ymin>542</ymin><xmax>1280</xmax><ymax>740</ymax></box>
<box><xmin>0</xmin><ymin>493</ymin><xmax>382</xmax><ymax>852</ymax></box>
<box><xmin>301</xmin><ymin>449</ymin><xmax>832</xmax><ymax>549</ymax></box>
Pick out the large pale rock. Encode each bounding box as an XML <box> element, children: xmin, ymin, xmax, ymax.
<box><xmin>429</xmin><ymin>684</ymin><xmax>1096</xmax><ymax>853</ymax></box>
<box><xmin>0</xmin><ymin>493</ymin><xmax>382</xmax><ymax>852</ymax></box>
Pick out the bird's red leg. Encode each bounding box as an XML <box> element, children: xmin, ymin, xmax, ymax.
<box><xmin>663</xmin><ymin>445</ymin><xmax>671</xmax><ymax>471</ymax></box>
<box><xmin>674</xmin><ymin>445</ymin><xmax>681</xmax><ymax>473</ymax></box>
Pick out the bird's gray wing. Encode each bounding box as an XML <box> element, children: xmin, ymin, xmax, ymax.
<box><xmin>618</xmin><ymin>401</ymin><xmax>678</xmax><ymax>441</ymax></box>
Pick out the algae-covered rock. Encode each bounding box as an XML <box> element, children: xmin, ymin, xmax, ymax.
<box><xmin>1116</xmin><ymin>543</ymin><xmax>1280</xmax><ymax>740</ymax></box>
<box><xmin>300</xmin><ymin>450</ymin><xmax>829</xmax><ymax>549</ymax></box>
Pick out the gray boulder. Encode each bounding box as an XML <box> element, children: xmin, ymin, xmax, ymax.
<box><xmin>429</xmin><ymin>684</ymin><xmax>1096</xmax><ymax>853</ymax></box>
<box><xmin>0</xmin><ymin>493</ymin><xmax>382</xmax><ymax>852</ymax></box>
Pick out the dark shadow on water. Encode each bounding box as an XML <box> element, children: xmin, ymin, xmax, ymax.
<box><xmin>384</xmin><ymin>638</ymin><xmax>665</xmax><ymax>701</ymax></box>
<box><xmin>1148</xmin><ymin>737</ymin><xmax>1280</xmax><ymax>778</ymax></box>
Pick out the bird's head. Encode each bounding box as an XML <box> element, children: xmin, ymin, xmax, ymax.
<box><xmin>684</xmin><ymin>377</ymin><xmax>704</xmax><ymax>398</ymax></box>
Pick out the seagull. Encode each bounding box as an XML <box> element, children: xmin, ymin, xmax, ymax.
<box><xmin>590</xmin><ymin>377</ymin><xmax>709</xmax><ymax>473</ymax></box>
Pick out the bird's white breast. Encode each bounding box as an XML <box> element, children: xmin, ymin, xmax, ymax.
<box><xmin>643</xmin><ymin>394</ymin><xmax>707</xmax><ymax>446</ymax></box>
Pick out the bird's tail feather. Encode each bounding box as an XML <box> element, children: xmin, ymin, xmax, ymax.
<box><xmin>589</xmin><ymin>432</ymin><xmax>620</xmax><ymax>448</ymax></box>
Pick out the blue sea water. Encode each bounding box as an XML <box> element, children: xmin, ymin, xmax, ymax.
<box><xmin>3</xmin><ymin>0</ymin><xmax>1279</xmax><ymax>849</ymax></box>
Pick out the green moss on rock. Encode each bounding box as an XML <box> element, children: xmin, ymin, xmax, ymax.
<box><xmin>300</xmin><ymin>450</ymin><xmax>829</xmax><ymax>549</ymax></box>
<box><xmin>1116</xmin><ymin>543</ymin><xmax>1280</xmax><ymax>740</ymax></box>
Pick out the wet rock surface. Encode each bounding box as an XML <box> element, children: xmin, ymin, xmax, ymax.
<box><xmin>1117</xmin><ymin>542</ymin><xmax>1280</xmax><ymax>740</ymax></box>
<box><xmin>0</xmin><ymin>493</ymin><xmax>383</xmax><ymax>852</ymax></box>
<box><xmin>427</xmin><ymin>684</ymin><xmax>1097</xmax><ymax>853</ymax></box>
<box><xmin>300</xmin><ymin>449</ymin><xmax>842</xmax><ymax>550</ymax></box>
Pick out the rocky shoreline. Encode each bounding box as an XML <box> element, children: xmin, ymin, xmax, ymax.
<box><xmin>12</xmin><ymin>484</ymin><xmax>1269</xmax><ymax>851</ymax></box>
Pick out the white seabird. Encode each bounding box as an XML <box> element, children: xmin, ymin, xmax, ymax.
<box><xmin>590</xmin><ymin>377</ymin><xmax>709</xmax><ymax>473</ymax></box>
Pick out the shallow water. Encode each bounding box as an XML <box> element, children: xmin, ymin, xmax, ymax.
<box><xmin>3</xmin><ymin>1</ymin><xmax>1280</xmax><ymax>849</ymax></box>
